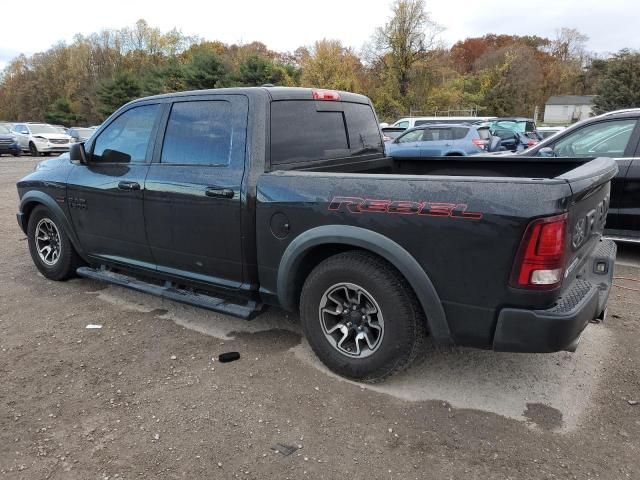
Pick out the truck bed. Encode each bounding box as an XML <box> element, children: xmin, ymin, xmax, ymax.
<box><xmin>295</xmin><ymin>155</ymin><xmax>599</xmax><ymax>180</ymax></box>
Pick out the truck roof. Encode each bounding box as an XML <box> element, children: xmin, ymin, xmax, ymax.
<box><xmin>135</xmin><ymin>86</ymin><xmax>371</xmax><ymax>105</ymax></box>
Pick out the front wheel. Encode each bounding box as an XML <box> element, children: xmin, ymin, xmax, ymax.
<box><xmin>300</xmin><ymin>251</ymin><xmax>426</xmax><ymax>383</ymax></box>
<box><xmin>29</xmin><ymin>142</ymin><xmax>39</xmax><ymax>157</ymax></box>
<box><xmin>27</xmin><ymin>206</ymin><xmax>82</xmax><ymax>280</ymax></box>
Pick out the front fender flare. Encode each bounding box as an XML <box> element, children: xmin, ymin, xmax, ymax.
<box><xmin>19</xmin><ymin>190</ymin><xmax>85</xmax><ymax>258</ymax></box>
<box><xmin>277</xmin><ymin>225</ymin><xmax>452</xmax><ymax>344</ymax></box>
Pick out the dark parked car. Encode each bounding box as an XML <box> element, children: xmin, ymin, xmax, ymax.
<box><xmin>16</xmin><ymin>87</ymin><xmax>617</xmax><ymax>382</ymax></box>
<box><xmin>386</xmin><ymin>124</ymin><xmax>491</xmax><ymax>157</ymax></box>
<box><xmin>489</xmin><ymin>117</ymin><xmax>539</xmax><ymax>138</ymax></box>
<box><xmin>511</xmin><ymin>108</ymin><xmax>640</xmax><ymax>243</ymax></box>
<box><xmin>381</xmin><ymin>127</ymin><xmax>406</xmax><ymax>142</ymax></box>
<box><xmin>0</xmin><ymin>125</ymin><xmax>20</xmax><ymax>156</ymax></box>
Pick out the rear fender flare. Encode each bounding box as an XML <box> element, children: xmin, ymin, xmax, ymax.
<box><xmin>277</xmin><ymin>225</ymin><xmax>452</xmax><ymax>344</ymax></box>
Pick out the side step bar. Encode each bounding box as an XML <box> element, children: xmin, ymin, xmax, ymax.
<box><xmin>76</xmin><ymin>266</ymin><xmax>263</xmax><ymax>320</ymax></box>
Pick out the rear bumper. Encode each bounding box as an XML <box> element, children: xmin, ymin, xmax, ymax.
<box><xmin>493</xmin><ymin>239</ymin><xmax>616</xmax><ymax>353</ymax></box>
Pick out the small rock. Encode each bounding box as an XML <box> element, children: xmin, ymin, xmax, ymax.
<box><xmin>217</xmin><ymin>462</ymin><xmax>222</xmax><ymax>468</ymax></box>
<box><xmin>154</xmin><ymin>434</ymin><xmax>160</xmax><ymax>440</ymax></box>
<box><xmin>628</xmin><ymin>400</ymin><xmax>638</xmax><ymax>406</ymax></box>
<box><xmin>170</xmin><ymin>355</ymin><xmax>177</xmax><ymax>360</ymax></box>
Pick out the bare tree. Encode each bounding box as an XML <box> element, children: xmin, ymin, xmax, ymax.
<box><xmin>549</xmin><ymin>28</ymin><xmax>589</xmax><ymax>64</ymax></box>
<box><xmin>372</xmin><ymin>0</ymin><xmax>443</xmax><ymax>97</ymax></box>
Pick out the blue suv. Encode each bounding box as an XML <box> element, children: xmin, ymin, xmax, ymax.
<box><xmin>385</xmin><ymin>124</ymin><xmax>490</xmax><ymax>158</ymax></box>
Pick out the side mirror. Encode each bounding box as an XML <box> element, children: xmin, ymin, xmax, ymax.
<box><xmin>537</xmin><ymin>146</ymin><xmax>555</xmax><ymax>158</ymax></box>
<box><xmin>70</xmin><ymin>142</ymin><xmax>88</xmax><ymax>164</ymax></box>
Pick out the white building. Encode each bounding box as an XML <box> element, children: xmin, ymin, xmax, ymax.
<box><xmin>543</xmin><ymin>95</ymin><xmax>595</xmax><ymax>125</ymax></box>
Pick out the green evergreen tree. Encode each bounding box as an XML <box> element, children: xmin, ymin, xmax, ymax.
<box><xmin>593</xmin><ymin>50</ymin><xmax>640</xmax><ymax>114</ymax></box>
<box><xmin>44</xmin><ymin>98</ymin><xmax>83</xmax><ymax>126</ymax></box>
<box><xmin>183</xmin><ymin>50</ymin><xmax>228</xmax><ymax>90</ymax></box>
<box><xmin>97</xmin><ymin>72</ymin><xmax>142</xmax><ymax>118</ymax></box>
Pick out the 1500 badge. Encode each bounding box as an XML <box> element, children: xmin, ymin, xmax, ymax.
<box><xmin>328</xmin><ymin>196</ymin><xmax>482</xmax><ymax>220</ymax></box>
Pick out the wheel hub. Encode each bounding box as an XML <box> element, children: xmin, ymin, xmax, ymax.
<box><xmin>35</xmin><ymin>218</ymin><xmax>61</xmax><ymax>266</ymax></box>
<box><xmin>319</xmin><ymin>282</ymin><xmax>384</xmax><ymax>358</ymax></box>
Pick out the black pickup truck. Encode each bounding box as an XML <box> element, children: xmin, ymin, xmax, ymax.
<box><xmin>16</xmin><ymin>87</ymin><xmax>618</xmax><ymax>382</ymax></box>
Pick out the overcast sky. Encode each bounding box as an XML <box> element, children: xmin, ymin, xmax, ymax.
<box><xmin>1</xmin><ymin>0</ymin><xmax>638</xmax><ymax>70</ymax></box>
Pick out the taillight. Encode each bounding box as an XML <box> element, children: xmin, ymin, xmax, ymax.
<box><xmin>510</xmin><ymin>213</ymin><xmax>568</xmax><ymax>289</ymax></box>
<box><xmin>472</xmin><ymin>138</ymin><xmax>488</xmax><ymax>149</ymax></box>
<box><xmin>312</xmin><ymin>89</ymin><xmax>341</xmax><ymax>101</ymax></box>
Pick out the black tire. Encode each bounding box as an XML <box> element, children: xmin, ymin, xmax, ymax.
<box><xmin>29</xmin><ymin>142</ymin><xmax>39</xmax><ymax>157</ymax></box>
<box><xmin>12</xmin><ymin>150</ymin><xmax>21</xmax><ymax>157</ymax></box>
<box><xmin>300</xmin><ymin>250</ymin><xmax>426</xmax><ymax>383</ymax></box>
<box><xmin>27</xmin><ymin>206</ymin><xmax>82</xmax><ymax>281</ymax></box>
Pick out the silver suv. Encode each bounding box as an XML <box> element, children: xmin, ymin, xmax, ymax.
<box><xmin>12</xmin><ymin>123</ymin><xmax>72</xmax><ymax>156</ymax></box>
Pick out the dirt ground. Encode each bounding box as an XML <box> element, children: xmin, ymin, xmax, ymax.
<box><xmin>1</xmin><ymin>156</ymin><xmax>639</xmax><ymax>480</ymax></box>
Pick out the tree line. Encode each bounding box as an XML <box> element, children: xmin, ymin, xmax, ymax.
<box><xmin>0</xmin><ymin>0</ymin><xmax>638</xmax><ymax>125</ymax></box>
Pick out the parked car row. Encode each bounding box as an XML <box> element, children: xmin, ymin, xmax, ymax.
<box><xmin>0</xmin><ymin>122</ymin><xmax>97</xmax><ymax>157</ymax></box>
<box><xmin>382</xmin><ymin>108</ymin><xmax>640</xmax><ymax>243</ymax></box>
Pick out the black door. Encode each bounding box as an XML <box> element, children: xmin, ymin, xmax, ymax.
<box><xmin>618</xmin><ymin>156</ymin><xmax>640</xmax><ymax>236</ymax></box>
<box><xmin>144</xmin><ymin>95</ymin><xmax>248</xmax><ymax>289</ymax></box>
<box><xmin>544</xmin><ymin>117</ymin><xmax>639</xmax><ymax>230</ymax></box>
<box><xmin>67</xmin><ymin>103</ymin><xmax>162</xmax><ymax>267</ymax></box>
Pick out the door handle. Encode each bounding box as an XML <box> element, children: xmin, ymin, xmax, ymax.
<box><xmin>118</xmin><ymin>181</ymin><xmax>140</xmax><ymax>191</ymax></box>
<box><xmin>205</xmin><ymin>187</ymin><xmax>234</xmax><ymax>199</ymax></box>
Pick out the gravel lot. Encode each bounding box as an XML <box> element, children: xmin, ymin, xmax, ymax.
<box><xmin>1</xmin><ymin>156</ymin><xmax>639</xmax><ymax>479</ymax></box>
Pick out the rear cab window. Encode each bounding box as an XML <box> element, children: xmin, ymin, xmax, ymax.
<box><xmin>270</xmin><ymin>100</ymin><xmax>384</xmax><ymax>169</ymax></box>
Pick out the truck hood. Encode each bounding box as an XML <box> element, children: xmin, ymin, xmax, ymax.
<box><xmin>35</xmin><ymin>153</ymin><xmax>70</xmax><ymax>171</ymax></box>
<box><xmin>33</xmin><ymin>133</ymin><xmax>70</xmax><ymax>141</ymax></box>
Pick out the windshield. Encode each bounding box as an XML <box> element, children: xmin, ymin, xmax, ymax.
<box><xmin>490</xmin><ymin>120</ymin><xmax>526</xmax><ymax>133</ymax></box>
<box><xmin>29</xmin><ymin>124</ymin><xmax>62</xmax><ymax>134</ymax></box>
<box><xmin>74</xmin><ymin>128</ymin><xmax>95</xmax><ymax>137</ymax></box>
<box><xmin>29</xmin><ymin>123</ymin><xmax>60</xmax><ymax>133</ymax></box>
<box><xmin>0</xmin><ymin>126</ymin><xmax>10</xmax><ymax>134</ymax></box>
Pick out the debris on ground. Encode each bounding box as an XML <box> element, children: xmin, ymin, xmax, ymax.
<box><xmin>218</xmin><ymin>352</ymin><xmax>240</xmax><ymax>363</ymax></box>
<box><xmin>271</xmin><ymin>443</ymin><xmax>299</xmax><ymax>456</ymax></box>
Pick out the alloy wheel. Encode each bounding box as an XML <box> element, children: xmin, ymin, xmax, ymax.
<box><xmin>35</xmin><ymin>218</ymin><xmax>61</xmax><ymax>266</ymax></box>
<box><xmin>318</xmin><ymin>282</ymin><xmax>385</xmax><ymax>358</ymax></box>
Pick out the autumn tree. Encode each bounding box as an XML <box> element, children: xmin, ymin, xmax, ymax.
<box><xmin>299</xmin><ymin>40</ymin><xmax>363</xmax><ymax>91</ymax></box>
<box><xmin>371</xmin><ymin>0</ymin><xmax>443</xmax><ymax>97</ymax></box>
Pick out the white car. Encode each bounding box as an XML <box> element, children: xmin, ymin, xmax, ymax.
<box><xmin>390</xmin><ymin>116</ymin><xmax>497</xmax><ymax>130</ymax></box>
<box><xmin>12</xmin><ymin>123</ymin><xmax>72</xmax><ymax>156</ymax></box>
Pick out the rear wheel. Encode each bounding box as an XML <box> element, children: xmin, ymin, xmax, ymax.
<box><xmin>300</xmin><ymin>251</ymin><xmax>426</xmax><ymax>383</ymax></box>
<box><xmin>29</xmin><ymin>142</ymin><xmax>39</xmax><ymax>157</ymax></box>
<box><xmin>12</xmin><ymin>150</ymin><xmax>21</xmax><ymax>157</ymax></box>
<box><xmin>27</xmin><ymin>206</ymin><xmax>82</xmax><ymax>280</ymax></box>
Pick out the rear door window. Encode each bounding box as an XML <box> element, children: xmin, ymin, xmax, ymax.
<box><xmin>422</xmin><ymin>127</ymin><xmax>468</xmax><ymax>141</ymax></box>
<box><xmin>270</xmin><ymin>101</ymin><xmax>383</xmax><ymax>166</ymax></box>
<box><xmin>161</xmin><ymin>100</ymin><xmax>232</xmax><ymax>166</ymax></box>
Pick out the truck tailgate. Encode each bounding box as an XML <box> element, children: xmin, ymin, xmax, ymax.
<box><xmin>559</xmin><ymin>157</ymin><xmax>618</xmax><ymax>291</ymax></box>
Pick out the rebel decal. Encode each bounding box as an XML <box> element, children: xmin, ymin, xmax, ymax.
<box><xmin>328</xmin><ymin>196</ymin><xmax>482</xmax><ymax>220</ymax></box>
